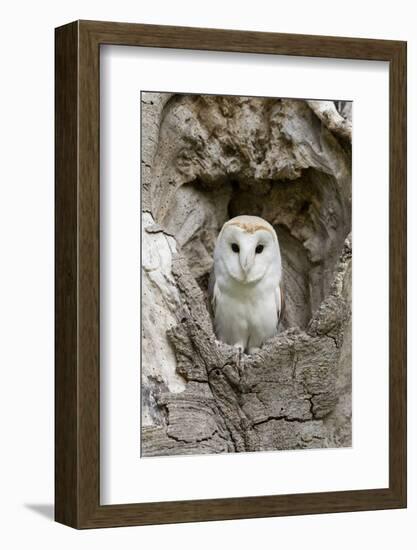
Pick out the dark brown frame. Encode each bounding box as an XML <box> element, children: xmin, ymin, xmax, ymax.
<box><xmin>55</xmin><ymin>20</ymin><xmax>407</xmax><ymax>529</ymax></box>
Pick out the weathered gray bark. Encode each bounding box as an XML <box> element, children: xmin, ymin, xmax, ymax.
<box><xmin>141</xmin><ymin>93</ymin><xmax>352</xmax><ymax>456</ymax></box>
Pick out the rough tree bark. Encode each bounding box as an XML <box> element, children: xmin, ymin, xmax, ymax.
<box><xmin>141</xmin><ymin>93</ymin><xmax>352</xmax><ymax>456</ymax></box>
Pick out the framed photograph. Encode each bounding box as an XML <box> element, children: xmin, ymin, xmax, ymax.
<box><xmin>55</xmin><ymin>20</ymin><xmax>406</xmax><ymax>528</ymax></box>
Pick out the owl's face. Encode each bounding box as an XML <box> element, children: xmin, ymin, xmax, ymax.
<box><xmin>215</xmin><ymin>217</ymin><xmax>281</xmax><ymax>285</ymax></box>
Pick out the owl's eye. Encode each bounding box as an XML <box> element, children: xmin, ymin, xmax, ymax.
<box><xmin>231</xmin><ymin>243</ymin><xmax>240</xmax><ymax>253</ymax></box>
<box><xmin>255</xmin><ymin>244</ymin><xmax>264</xmax><ymax>254</ymax></box>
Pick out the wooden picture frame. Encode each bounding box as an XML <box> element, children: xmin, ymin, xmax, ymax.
<box><xmin>55</xmin><ymin>20</ymin><xmax>407</xmax><ymax>528</ymax></box>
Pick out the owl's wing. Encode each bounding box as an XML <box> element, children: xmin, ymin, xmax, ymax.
<box><xmin>276</xmin><ymin>281</ymin><xmax>285</xmax><ymax>327</ymax></box>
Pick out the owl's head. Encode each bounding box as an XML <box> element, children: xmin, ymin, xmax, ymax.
<box><xmin>214</xmin><ymin>215</ymin><xmax>281</xmax><ymax>285</ymax></box>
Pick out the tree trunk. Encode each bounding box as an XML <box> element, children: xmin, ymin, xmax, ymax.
<box><xmin>141</xmin><ymin>93</ymin><xmax>352</xmax><ymax>456</ymax></box>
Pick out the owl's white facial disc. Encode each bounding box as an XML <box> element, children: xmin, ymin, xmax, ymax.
<box><xmin>215</xmin><ymin>223</ymin><xmax>280</xmax><ymax>285</ymax></box>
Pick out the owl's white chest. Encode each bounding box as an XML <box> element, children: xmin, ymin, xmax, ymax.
<box><xmin>213</xmin><ymin>274</ymin><xmax>279</xmax><ymax>353</ymax></box>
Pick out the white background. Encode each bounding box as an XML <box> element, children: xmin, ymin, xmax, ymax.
<box><xmin>0</xmin><ymin>0</ymin><xmax>415</xmax><ymax>548</ymax></box>
<box><xmin>101</xmin><ymin>47</ymin><xmax>389</xmax><ymax>504</ymax></box>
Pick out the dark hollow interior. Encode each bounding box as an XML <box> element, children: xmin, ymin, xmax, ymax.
<box><xmin>162</xmin><ymin>167</ymin><xmax>350</xmax><ymax>331</ymax></box>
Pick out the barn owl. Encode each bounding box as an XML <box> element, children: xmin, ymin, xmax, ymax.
<box><xmin>209</xmin><ymin>215</ymin><xmax>284</xmax><ymax>355</ymax></box>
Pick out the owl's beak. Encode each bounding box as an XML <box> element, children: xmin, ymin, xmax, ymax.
<box><xmin>240</xmin><ymin>251</ymin><xmax>254</xmax><ymax>279</ymax></box>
